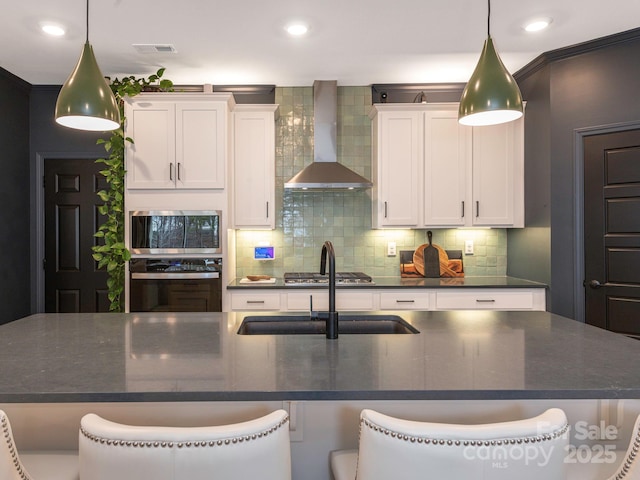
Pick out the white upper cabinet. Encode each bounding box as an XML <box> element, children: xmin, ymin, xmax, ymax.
<box><xmin>422</xmin><ymin>107</ymin><xmax>471</xmax><ymax>227</ymax></box>
<box><xmin>471</xmin><ymin>119</ymin><xmax>524</xmax><ymax>227</ymax></box>
<box><xmin>232</xmin><ymin>105</ymin><xmax>279</xmax><ymax>229</ymax></box>
<box><xmin>370</xmin><ymin>103</ymin><xmax>524</xmax><ymax>229</ymax></box>
<box><xmin>125</xmin><ymin>93</ymin><xmax>234</xmax><ymax>190</ymax></box>
<box><xmin>370</xmin><ymin>108</ymin><xmax>421</xmax><ymax>227</ymax></box>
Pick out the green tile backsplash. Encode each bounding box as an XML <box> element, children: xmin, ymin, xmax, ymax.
<box><xmin>234</xmin><ymin>86</ymin><xmax>507</xmax><ymax>278</ymax></box>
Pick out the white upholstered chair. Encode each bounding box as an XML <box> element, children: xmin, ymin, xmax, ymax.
<box><xmin>79</xmin><ymin>409</ymin><xmax>291</xmax><ymax>480</ymax></box>
<box><xmin>331</xmin><ymin>408</ymin><xmax>570</xmax><ymax>480</ymax></box>
<box><xmin>593</xmin><ymin>413</ymin><xmax>640</xmax><ymax>480</ymax></box>
<box><xmin>1</xmin><ymin>408</ymin><xmax>30</xmax><ymax>480</ymax></box>
<box><xmin>1</xmin><ymin>409</ymin><xmax>79</xmax><ymax>480</ymax></box>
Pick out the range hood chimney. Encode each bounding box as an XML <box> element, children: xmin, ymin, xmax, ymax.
<box><xmin>284</xmin><ymin>80</ymin><xmax>373</xmax><ymax>190</ymax></box>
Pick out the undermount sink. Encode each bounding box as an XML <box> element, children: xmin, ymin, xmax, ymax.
<box><xmin>237</xmin><ymin>314</ymin><xmax>419</xmax><ymax>335</ymax></box>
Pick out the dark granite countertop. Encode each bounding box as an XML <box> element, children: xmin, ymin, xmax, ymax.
<box><xmin>0</xmin><ymin>310</ymin><xmax>638</xmax><ymax>403</ymax></box>
<box><xmin>227</xmin><ymin>276</ymin><xmax>547</xmax><ymax>289</ymax></box>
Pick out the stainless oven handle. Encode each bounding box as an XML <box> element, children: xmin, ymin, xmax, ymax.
<box><xmin>131</xmin><ymin>272</ymin><xmax>220</xmax><ymax>280</ymax></box>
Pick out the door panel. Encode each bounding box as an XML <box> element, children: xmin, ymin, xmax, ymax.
<box><xmin>44</xmin><ymin>158</ymin><xmax>109</xmax><ymax>313</ymax></box>
<box><xmin>584</xmin><ymin>129</ymin><xmax>640</xmax><ymax>336</ymax></box>
<box><xmin>57</xmin><ymin>204</ymin><xmax>80</xmax><ymax>271</ymax></box>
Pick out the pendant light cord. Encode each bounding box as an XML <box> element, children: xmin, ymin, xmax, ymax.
<box><xmin>487</xmin><ymin>0</ymin><xmax>491</xmax><ymax>37</ymax></box>
<box><xmin>86</xmin><ymin>0</ymin><xmax>89</xmax><ymax>43</ymax></box>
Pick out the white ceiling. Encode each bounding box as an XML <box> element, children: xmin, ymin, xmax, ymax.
<box><xmin>2</xmin><ymin>0</ymin><xmax>639</xmax><ymax>86</ymax></box>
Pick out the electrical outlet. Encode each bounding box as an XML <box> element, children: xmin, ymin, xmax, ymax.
<box><xmin>465</xmin><ymin>240</ymin><xmax>474</xmax><ymax>255</ymax></box>
<box><xmin>387</xmin><ymin>242</ymin><xmax>397</xmax><ymax>256</ymax></box>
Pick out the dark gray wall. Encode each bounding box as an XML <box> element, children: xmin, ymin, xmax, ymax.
<box><xmin>509</xmin><ymin>32</ymin><xmax>640</xmax><ymax>319</ymax></box>
<box><xmin>0</xmin><ymin>68</ymin><xmax>31</xmax><ymax>324</ymax></box>
<box><xmin>29</xmin><ymin>86</ymin><xmax>104</xmax><ymax>313</ymax></box>
<box><xmin>507</xmin><ymin>65</ymin><xmax>552</xmax><ymax>291</ymax></box>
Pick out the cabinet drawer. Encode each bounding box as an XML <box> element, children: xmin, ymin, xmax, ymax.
<box><xmin>337</xmin><ymin>291</ymin><xmax>375</xmax><ymax>311</ymax></box>
<box><xmin>286</xmin><ymin>291</ymin><xmax>328</xmax><ymax>311</ymax></box>
<box><xmin>435</xmin><ymin>290</ymin><xmax>535</xmax><ymax>310</ymax></box>
<box><xmin>231</xmin><ymin>293</ymin><xmax>280</xmax><ymax>310</ymax></box>
<box><xmin>286</xmin><ymin>291</ymin><xmax>374</xmax><ymax>311</ymax></box>
<box><xmin>380</xmin><ymin>291</ymin><xmax>430</xmax><ymax>310</ymax></box>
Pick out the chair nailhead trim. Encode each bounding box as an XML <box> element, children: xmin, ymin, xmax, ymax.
<box><xmin>80</xmin><ymin>415</ymin><xmax>289</xmax><ymax>449</ymax></box>
<box><xmin>1</xmin><ymin>413</ymin><xmax>32</xmax><ymax>480</ymax></box>
<box><xmin>612</xmin><ymin>423</ymin><xmax>640</xmax><ymax>479</ymax></box>
<box><xmin>360</xmin><ymin>417</ymin><xmax>570</xmax><ymax>447</ymax></box>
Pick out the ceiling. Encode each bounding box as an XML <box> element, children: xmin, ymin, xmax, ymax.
<box><xmin>3</xmin><ymin>0</ymin><xmax>640</xmax><ymax>87</ymax></box>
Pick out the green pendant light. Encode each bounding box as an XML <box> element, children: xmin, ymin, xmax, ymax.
<box><xmin>459</xmin><ymin>0</ymin><xmax>523</xmax><ymax>126</ymax></box>
<box><xmin>55</xmin><ymin>0</ymin><xmax>120</xmax><ymax>131</ymax></box>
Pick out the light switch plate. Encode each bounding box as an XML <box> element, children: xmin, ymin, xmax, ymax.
<box><xmin>387</xmin><ymin>242</ymin><xmax>397</xmax><ymax>256</ymax></box>
<box><xmin>465</xmin><ymin>240</ymin><xmax>474</xmax><ymax>255</ymax></box>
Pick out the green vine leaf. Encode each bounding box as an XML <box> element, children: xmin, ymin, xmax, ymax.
<box><xmin>93</xmin><ymin>68</ymin><xmax>173</xmax><ymax>311</ymax></box>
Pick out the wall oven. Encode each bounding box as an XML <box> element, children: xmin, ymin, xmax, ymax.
<box><xmin>129</xmin><ymin>210</ymin><xmax>223</xmax><ymax>312</ymax></box>
<box><xmin>130</xmin><ymin>210</ymin><xmax>221</xmax><ymax>255</ymax></box>
<box><xmin>129</xmin><ymin>258</ymin><xmax>222</xmax><ymax>312</ymax></box>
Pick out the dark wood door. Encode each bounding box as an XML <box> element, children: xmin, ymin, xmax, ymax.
<box><xmin>44</xmin><ymin>158</ymin><xmax>110</xmax><ymax>312</ymax></box>
<box><xmin>584</xmin><ymin>129</ymin><xmax>640</xmax><ymax>337</ymax></box>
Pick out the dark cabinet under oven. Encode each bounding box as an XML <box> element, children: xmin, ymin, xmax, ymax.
<box><xmin>129</xmin><ymin>258</ymin><xmax>222</xmax><ymax>312</ymax></box>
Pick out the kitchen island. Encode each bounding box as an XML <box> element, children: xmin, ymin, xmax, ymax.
<box><xmin>0</xmin><ymin>309</ymin><xmax>636</xmax><ymax>402</ymax></box>
<box><xmin>1</xmin><ymin>311</ymin><xmax>639</xmax><ymax>480</ymax></box>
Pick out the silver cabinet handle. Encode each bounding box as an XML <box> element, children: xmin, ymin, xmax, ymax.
<box><xmin>247</xmin><ymin>300</ymin><xmax>265</xmax><ymax>304</ymax></box>
<box><xmin>169</xmin><ymin>163</ymin><xmax>174</xmax><ymax>181</ymax></box>
<box><xmin>396</xmin><ymin>299</ymin><xmax>415</xmax><ymax>303</ymax></box>
<box><xmin>384</xmin><ymin>201</ymin><xmax>388</xmax><ymax>218</ymax></box>
<box><xmin>131</xmin><ymin>272</ymin><xmax>219</xmax><ymax>279</ymax></box>
<box><xmin>177</xmin><ymin>162</ymin><xmax>182</xmax><ymax>181</ymax></box>
<box><xmin>461</xmin><ymin>201</ymin><xmax>465</xmax><ymax>218</ymax></box>
<box><xmin>266</xmin><ymin>201</ymin><xmax>269</xmax><ymax>218</ymax></box>
<box><xmin>476</xmin><ymin>299</ymin><xmax>496</xmax><ymax>303</ymax></box>
<box><xmin>476</xmin><ymin>201</ymin><xmax>479</xmax><ymax>218</ymax></box>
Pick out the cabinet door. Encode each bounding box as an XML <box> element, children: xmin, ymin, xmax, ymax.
<box><xmin>472</xmin><ymin>117</ymin><xmax>524</xmax><ymax>226</ymax></box>
<box><xmin>379</xmin><ymin>290</ymin><xmax>430</xmax><ymax>310</ymax></box>
<box><xmin>285</xmin><ymin>291</ymin><xmax>374</xmax><ymax>311</ymax></box>
<box><xmin>176</xmin><ymin>102</ymin><xmax>225</xmax><ymax>189</ymax></box>
<box><xmin>230</xmin><ymin>292</ymin><xmax>281</xmax><ymax>310</ymax></box>
<box><xmin>233</xmin><ymin>107</ymin><xmax>276</xmax><ymax>228</ymax></box>
<box><xmin>375</xmin><ymin>111</ymin><xmax>421</xmax><ymax>227</ymax></box>
<box><xmin>434</xmin><ymin>289</ymin><xmax>541</xmax><ymax>310</ymax></box>
<box><xmin>125</xmin><ymin>102</ymin><xmax>176</xmax><ymax>189</ymax></box>
<box><xmin>423</xmin><ymin>109</ymin><xmax>471</xmax><ymax>227</ymax></box>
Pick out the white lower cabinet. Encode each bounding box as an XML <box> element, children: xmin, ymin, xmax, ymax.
<box><xmin>379</xmin><ymin>291</ymin><xmax>430</xmax><ymax>310</ymax></box>
<box><xmin>434</xmin><ymin>289</ymin><xmax>545</xmax><ymax>311</ymax></box>
<box><xmin>230</xmin><ymin>292</ymin><xmax>281</xmax><ymax>311</ymax></box>
<box><xmin>285</xmin><ymin>291</ymin><xmax>375</xmax><ymax>312</ymax></box>
<box><xmin>229</xmin><ymin>288</ymin><xmax>545</xmax><ymax>312</ymax></box>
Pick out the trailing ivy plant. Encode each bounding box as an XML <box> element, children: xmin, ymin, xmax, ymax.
<box><xmin>92</xmin><ymin>68</ymin><xmax>173</xmax><ymax>311</ymax></box>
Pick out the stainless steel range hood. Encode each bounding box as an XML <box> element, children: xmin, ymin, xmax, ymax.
<box><xmin>285</xmin><ymin>80</ymin><xmax>373</xmax><ymax>190</ymax></box>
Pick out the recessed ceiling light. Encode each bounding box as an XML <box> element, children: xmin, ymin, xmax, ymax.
<box><xmin>286</xmin><ymin>23</ymin><xmax>308</xmax><ymax>36</ymax></box>
<box><xmin>132</xmin><ymin>44</ymin><xmax>177</xmax><ymax>54</ymax></box>
<box><xmin>524</xmin><ymin>17</ymin><xmax>552</xmax><ymax>32</ymax></box>
<box><xmin>41</xmin><ymin>23</ymin><xmax>66</xmax><ymax>36</ymax></box>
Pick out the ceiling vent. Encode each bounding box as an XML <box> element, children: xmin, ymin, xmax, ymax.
<box><xmin>132</xmin><ymin>44</ymin><xmax>177</xmax><ymax>54</ymax></box>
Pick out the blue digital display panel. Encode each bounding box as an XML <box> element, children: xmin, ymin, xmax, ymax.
<box><xmin>254</xmin><ymin>246</ymin><xmax>275</xmax><ymax>260</ymax></box>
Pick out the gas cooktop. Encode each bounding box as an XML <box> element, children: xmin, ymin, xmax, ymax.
<box><xmin>284</xmin><ymin>272</ymin><xmax>373</xmax><ymax>285</ymax></box>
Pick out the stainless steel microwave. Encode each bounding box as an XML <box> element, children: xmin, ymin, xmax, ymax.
<box><xmin>130</xmin><ymin>210</ymin><xmax>221</xmax><ymax>255</ymax></box>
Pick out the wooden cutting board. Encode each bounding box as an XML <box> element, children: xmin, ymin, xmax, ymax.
<box><xmin>423</xmin><ymin>231</ymin><xmax>440</xmax><ymax>277</ymax></box>
<box><xmin>413</xmin><ymin>231</ymin><xmax>449</xmax><ymax>277</ymax></box>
